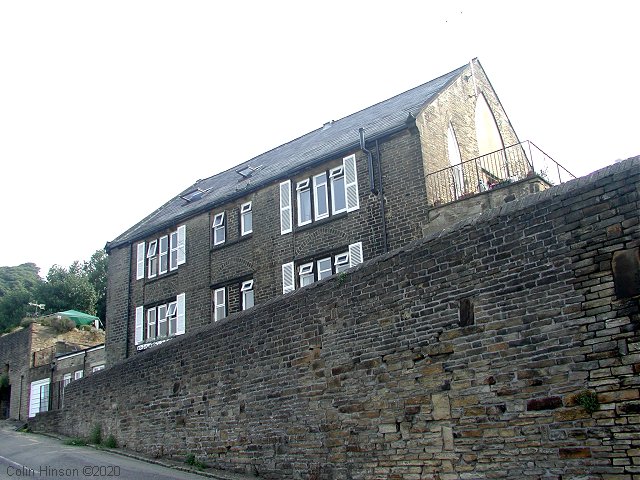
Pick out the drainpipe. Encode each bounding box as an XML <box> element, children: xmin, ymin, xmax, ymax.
<box><xmin>375</xmin><ymin>140</ymin><xmax>389</xmax><ymax>254</ymax></box>
<box><xmin>19</xmin><ymin>374</ymin><xmax>23</xmax><ymax>421</ymax></box>
<box><xmin>359</xmin><ymin>128</ymin><xmax>377</xmax><ymax>194</ymax></box>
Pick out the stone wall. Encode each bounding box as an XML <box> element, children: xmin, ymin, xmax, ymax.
<box><xmin>0</xmin><ymin>325</ymin><xmax>31</xmax><ymax>420</ymax></box>
<box><xmin>33</xmin><ymin>157</ymin><xmax>640</xmax><ymax>479</ymax></box>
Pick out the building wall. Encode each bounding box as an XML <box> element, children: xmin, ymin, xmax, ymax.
<box><xmin>33</xmin><ymin>158</ymin><xmax>640</xmax><ymax>479</ymax></box>
<box><xmin>106</xmin><ymin>126</ymin><xmax>439</xmax><ymax>364</ymax></box>
<box><xmin>0</xmin><ymin>325</ymin><xmax>32</xmax><ymax>420</ymax></box>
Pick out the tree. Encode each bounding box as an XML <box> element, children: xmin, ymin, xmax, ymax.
<box><xmin>38</xmin><ymin>265</ymin><xmax>97</xmax><ymax>316</ymax></box>
<box><xmin>0</xmin><ymin>264</ymin><xmax>42</xmax><ymax>332</ymax></box>
<box><xmin>83</xmin><ymin>250</ymin><xmax>108</xmax><ymax>323</ymax></box>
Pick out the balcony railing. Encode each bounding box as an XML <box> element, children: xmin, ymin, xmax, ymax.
<box><xmin>426</xmin><ymin>140</ymin><xmax>575</xmax><ymax>207</ymax></box>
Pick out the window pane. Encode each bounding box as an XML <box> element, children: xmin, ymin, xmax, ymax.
<box><xmin>298</xmin><ymin>189</ymin><xmax>312</xmax><ymax>225</ymax></box>
<box><xmin>314</xmin><ymin>173</ymin><xmax>328</xmax><ymax>219</ymax></box>
<box><xmin>332</xmin><ymin>176</ymin><xmax>346</xmax><ymax>213</ymax></box>
<box><xmin>158</xmin><ymin>305</ymin><xmax>167</xmax><ymax>337</ymax></box>
<box><xmin>159</xmin><ymin>236</ymin><xmax>169</xmax><ymax>273</ymax></box>
<box><xmin>318</xmin><ymin>258</ymin><xmax>332</xmax><ymax>280</ymax></box>
<box><xmin>242</xmin><ymin>210</ymin><xmax>253</xmax><ymax>235</ymax></box>
<box><xmin>243</xmin><ymin>290</ymin><xmax>254</xmax><ymax>310</ymax></box>
<box><xmin>300</xmin><ymin>273</ymin><xmax>314</xmax><ymax>287</ymax></box>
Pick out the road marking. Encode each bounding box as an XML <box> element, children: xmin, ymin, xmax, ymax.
<box><xmin>0</xmin><ymin>454</ymin><xmax>34</xmax><ymax>472</ymax></box>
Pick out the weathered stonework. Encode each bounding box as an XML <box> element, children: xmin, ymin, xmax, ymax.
<box><xmin>32</xmin><ymin>157</ymin><xmax>640</xmax><ymax>478</ymax></box>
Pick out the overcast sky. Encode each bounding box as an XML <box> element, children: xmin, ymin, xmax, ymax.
<box><xmin>1</xmin><ymin>1</ymin><xmax>638</xmax><ymax>276</ymax></box>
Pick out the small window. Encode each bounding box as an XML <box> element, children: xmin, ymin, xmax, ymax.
<box><xmin>313</xmin><ymin>173</ymin><xmax>329</xmax><ymax>220</ymax></box>
<box><xmin>159</xmin><ymin>235</ymin><xmax>169</xmax><ymax>275</ymax></box>
<box><xmin>62</xmin><ymin>373</ymin><xmax>72</xmax><ymax>388</ymax></box>
<box><xmin>157</xmin><ymin>304</ymin><xmax>168</xmax><ymax>337</ymax></box>
<box><xmin>335</xmin><ymin>252</ymin><xmax>350</xmax><ymax>273</ymax></box>
<box><xmin>241</xmin><ymin>202</ymin><xmax>253</xmax><ymax>235</ymax></box>
<box><xmin>167</xmin><ymin>301</ymin><xmax>178</xmax><ymax>335</ymax></box>
<box><xmin>214</xmin><ymin>288</ymin><xmax>226</xmax><ymax>321</ymax></box>
<box><xmin>241</xmin><ymin>280</ymin><xmax>254</xmax><ymax>310</ymax></box>
<box><xmin>299</xmin><ymin>262</ymin><xmax>314</xmax><ymax>287</ymax></box>
<box><xmin>147</xmin><ymin>240</ymin><xmax>158</xmax><ymax>278</ymax></box>
<box><xmin>74</xmin><ymin>370</ymin><xmax>83</xmax><ymax>380</ymax></box>
<box><xmin>297</xmin><ymin>179</ymin><xmax>312</xmax><ymax>226</ymax></box>
<box><xmin>92</xmin><ymin>365</ymin><xmax>105</xmax><ymax>372</ymax></box>
<box><xmin>330</xmin><ymin>167</ymin><xmax>347</xmax><ymax>214</ymax></box>
<box><xmin>317</xmin><ymin>257</ymin><xmax>332</xmax><ymax>281</ymax></box>
<box><xmin>213</xmin><ymin>212</ymin><xmax>226</xmax><ymax>245</ymax></box>
<box><xmin>146</xmin><ymin>307</ymin><xmax>157</xmax><ymax>340</ymax></box>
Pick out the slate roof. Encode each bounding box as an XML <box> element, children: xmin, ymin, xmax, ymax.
<box><xmin>106</xmin><ymin>62</ymin><xmax>469</xmax><ymax>251</ymax></box>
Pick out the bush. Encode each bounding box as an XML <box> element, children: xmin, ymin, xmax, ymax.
<box><xmin>50</xmin><ymin>317</ymin><xmax>76</xmax><ymax>334</ymax></box>
<box><xmin>102</xmin><ymin>435</ymin><xmax>117</xmax><ymax>448</ymax></box>
<box><xmin>88</xmin><ymin>425</ymin><xmax>102</xmax><ymax>444</ymax></box>
<box><xmin>64</xmin><ymin>438</ymin><xmax>87</xmax><ymax>446</ymax></box>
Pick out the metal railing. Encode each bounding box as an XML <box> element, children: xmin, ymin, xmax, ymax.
<box><xmin>426</xmin><ymin>141</ymin><xmax>575</xmax><ymax>206</ymax></box>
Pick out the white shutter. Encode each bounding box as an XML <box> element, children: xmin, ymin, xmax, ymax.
<box><xmin>176</xmin><ymin>293</ymin><xmax>185</xmax><ymax>335</ymax></box>
<box><xmin>282</xmin><ymin>262</ymin><xmax>295</xmax><ymax>294</ymax></box>
<box><xmin>135</xmin><ymin>306</ymin><xmax>144</xmax><ymax>345</ymax></box>
<box><xmin>176</xmin><ymin>225</ymin><xmax>186</xmax><ymax>266</ymax></box>
<box><xmin>344</xmin><ymin>154</ymin><xmax>360</xmax><ymax>212</ymax></box>
<box><xmin>349</xmin><ymin>242</ymin><xmax>363</xmax><ymax>267</ymax></box>
<box><xmin>280</xmin><ymin>180</ymin><xmax>292</xmax><ymax>234</ymax></box>
<box><xmin>136</xmin><ymin>242</ymin><xmax>145</xmax><ymax>280</ymax></box>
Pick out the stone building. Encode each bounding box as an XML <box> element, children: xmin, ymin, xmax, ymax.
<box><xmin>0</xmin><ymin>321</ymin><xmax>104</xmax><ymax>420</ymax></box>
<box><xmin>105</xmin><ymin>58</ymin><xmax>562</xmax><ymax>366</ymax></box>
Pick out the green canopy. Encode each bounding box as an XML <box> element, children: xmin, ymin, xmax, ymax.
<box><xmin>58</xmin><ymin>310</ymin><xmax>100</xmax><ymax>327</ymax></box>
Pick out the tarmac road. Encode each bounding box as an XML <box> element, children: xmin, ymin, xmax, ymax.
<box><xmin>0</xmin><ymin>421</ymin><xmax>251</xmax><ymax>480</ymax></box>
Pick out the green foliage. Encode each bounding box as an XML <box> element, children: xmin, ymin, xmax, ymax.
<box><xmin>185</xmin><ymin>453</ymin><xmax>207</xmax><ymax>469</ymax></box>
<box><xmin>576</xmin><ymin>390</ymin><xmax>600</xmax><ymax>414</ymax></box>
<box><xmin>63</xmin><ymin>437</ymin><xmax>87</xmax><ymax>446</ymax></box>
<box><xmin>0</xmin><ymin>264</ymin><xmax>42</xmax><ymax>332</ymax></box>
<box><xmin>0</xmin><ymin>250</ymin><xmax>107</xmax><ymax>332</ymax></box>
<box><xmin>102</xmin><ymin>434</ymin><xmax>117</xmax><ymax>448</ymax></box>
<box><xmin>38</xmin><ymin>265</ymin><xmax>97</xmax><ymax>316</ymax></box>
<box><xmin>83</xmin><ymin>250</ymin><xmax>108</xmax><ymax>325</ymax></box>
<box><xmin>88</xmin><ymin>424</ymin><xmax>102</xmax><ymax>444</ymax></box>
<box><xmin>49</xmin><ymin>316</ymin><xmax>76</xmax><ymax>334</ymax></box>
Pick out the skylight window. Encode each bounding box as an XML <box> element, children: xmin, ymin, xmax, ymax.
<box><xmin>236</xmin><ymin>165</ymin><xmax>262</xmax><ymax>179</ymax></box>
<box><xmin>181</xmin><ymin>189</ymin><xmax>204</xmax><ymax>202</ymax></box>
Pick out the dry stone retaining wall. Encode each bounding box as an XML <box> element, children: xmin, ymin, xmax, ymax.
<box><xmin>32</xmin><ymin>158</ymin><xmax>640</xmax><ymax>479</ymax></box>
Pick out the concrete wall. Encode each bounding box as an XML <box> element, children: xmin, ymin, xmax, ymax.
<box><xmin>32</xmin><ymin>157</ymin><xmax>640</xmax><ymax>478</ymax></box>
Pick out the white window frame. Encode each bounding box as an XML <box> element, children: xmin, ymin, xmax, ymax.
<box><xmin>62</xmin><ymin>373</ymin><xmax>72</xmax><ymax>388</ymax></box>
<box><xmin>317</xmin><ymin>257</ymin><xmax>332</xmax><ymax>281</ymax></box>
<box><xmin>335</xmin><ymin>252</ymin><xmax>350</xmax><ymax>273</ymax></box>
<box><xmin>74</xmin><ymin>370</ymin><xmax>84</xmax><ymax>380</ymax></box>
<box><xmin>92</xmin><ymin>365</ymin><xmax>105</xmax><ymax>372</ymax></box>
<box><xmin>146</xmin><ymin>307</ymin><xmax>157</xmax><ymax>340</ymax></box>
<box><xmin>136</xmin><ymin>242</ymin><xmax>146</xmax><ymax>280</ymax></box>
<box><xmin>147</xmin><ymin>240</ymin><xmax>158</xmax><ymax>278</ymax></box>
<box><xmin>299</xmin><ymin>262</ymin><xmax>314</xmax><ymax>287</ymax></box>
<box><xmin>158</xmin><ymin>235</ymin><xmax>169</xmax><ymax>275</ymax></box>
<box><xmin>297</xmin><ymin>179</ymin><xmax>312</xmax><ymax>226</ymax></box>
<box><xmin>214</xmin><ymin>287</ymin><xmax>226</xmax><ymax>321</ymax></box>
<box><xmin>241</xmin><ymin>202</ymin><xmax>253</xmax><ymax>236</ymax></box>
<box><xmin>330</xmin><ymin>166</ymin><xmax>347</xmax><ymax>215</ymax></box>
<box><xmin>167</xmin><ymin>301</ymin><xmax>178</xmax><ymax>336</ymax></box>
<box><xmin>213</xmin><ymin>212</ymin><xmax>226</xmax><ymax>246</ymax></box>
<box><xmin>313</xmin><ymin>173</ymin><xmax>329</xmax><ymax>220</ymax></box>
<box><xmin>241</xmin><ymin>280</ymin><xmax>254</xmax><ymax>310</ymax></box>
<box><xmin>157</xmin><ymin>304</ymin><xmax>168</xmax><ymax>337</ymax></box>
<box><xmin>135</xmin><ymin>306</ymin><xmax>144</xmax><ymax>345</ymax></box>
<box><xmin>169</xmin><ymin>231</ymin><xmax>179</xmax><ymax>271</ymax></box>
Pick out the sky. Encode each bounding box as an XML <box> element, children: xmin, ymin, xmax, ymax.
<box><xmin>1</xmin><ymin>1</ymin><xmax>638</xmax><ymax>276</ymax></box>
